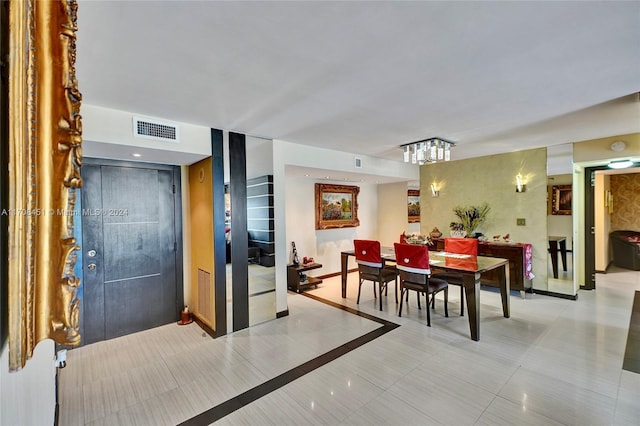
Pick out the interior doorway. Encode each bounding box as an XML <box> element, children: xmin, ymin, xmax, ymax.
<box><xmin>588</xmin><ymin>165</ymin><xmax>640</xmax><ymax>287</ymax></box>
<box><xmin>81</xmin><ymin>159</ymin><xmax>183</xmax><ymax>344</ymax></box>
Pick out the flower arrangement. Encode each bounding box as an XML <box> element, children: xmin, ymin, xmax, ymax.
<box><xmin>449</xmin><ymin>222</ymin><xmax>465</xmax><ymax>231</ymax></box>
<box><xmin>452</xmin><ymin>202</ymin><xmax>491</xmax><ymax>237</ymax></box>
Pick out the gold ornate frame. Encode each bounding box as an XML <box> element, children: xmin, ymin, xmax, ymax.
<box><xmin>408</xmin><ymin>189</ymin><xmax>420</xmax><ymax>223</ymax></box>
<box><xmin>315</xmin><ymin>183</ymin><xmax>360</xmax><ymax>230</ymax></box>
<box><xmin>8</xmin><ymin>0</ymin><xmax>82</xmax><ymax>370</ymax></box>
<box><xmin>551</xmin><ymin>185</ymin><xmax>572</xmax><ymax>216</ymax></box>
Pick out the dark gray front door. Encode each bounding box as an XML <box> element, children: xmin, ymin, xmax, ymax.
<box><xmin>82</xmin><ymin>162</ymin><xmax>180</xmax><ymax>344</ymax></box>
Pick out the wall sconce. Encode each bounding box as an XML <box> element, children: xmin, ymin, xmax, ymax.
<box><xmin>515</xmin><ymin>175</ymin><xmax>526</xmax><ymax>193</ymax></box>
<box><xmin>606</xmin><ymin>190</ymin><xmax>614</xmax><ymax>214</ymax></box>
<box><xmin>430</xmin><ymin>183</ymin><xmax>439</xmax><ymax>197</ymax></box>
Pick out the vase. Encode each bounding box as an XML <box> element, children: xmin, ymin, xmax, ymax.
<box><xmin>450</xmin><ymin>230</ymin><xmax>466</xmax><ymax>238</ymax></box>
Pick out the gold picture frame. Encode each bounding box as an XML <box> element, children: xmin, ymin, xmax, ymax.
<box><xmin>7</xmin><ymin>0</ymin><xmax>83</xmax><ymax>370</ymax></box>
<box><xmin>408</xmin><ymin>190</ymin><xmax>420</xmax><ymax>223</ymax></box>
<box><xmin>551</xmin><ymin>185</ymin><xmax>572</xmax><ymax>215</ymax></box>
<box><xmin>315</xmin><ymin>183</ymin><xmax>360</xmax><ymax>230</ymax></box>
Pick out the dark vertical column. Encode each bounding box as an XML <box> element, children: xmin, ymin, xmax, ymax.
<box><xmin>229</xmin><ymin>132</ymin><xmax>249</xmax><ymax>331</ymax></box>
<box><xmin>211</xmin><ymin>129</ymin><xmax>227</xmax><ymax>337</ymax></box>
<box><xmin>171</xmin><ymin>167</ymin><xmax>184</xmax><ymax>317</ymax></box>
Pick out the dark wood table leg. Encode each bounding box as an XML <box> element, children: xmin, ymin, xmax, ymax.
<box><xmin>548</xmin><ymin>240</ymin><xmax>559</xmax><ymax>279</ymax></box>
<box><xmin>341</xmin><ymin>252</ymin><xmax>349</xmax><ymax>298</ymax></box>
<box><xmin>559</xmin><ymin>239</ymin><xmax>567</xmax><ymax>272</ymax></box>
<box><xmin>498</xmin><ymin>262</ymin><xmax>510</xmax><ymax>318</ymax></box>
<box><xmin>463</xmin><ymin>272</ymin><xmax>481</xmax><ymax>341</ymax></box>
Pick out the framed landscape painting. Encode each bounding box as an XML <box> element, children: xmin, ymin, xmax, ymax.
<box><xmin>408</xmin><ymin>189</ymin><xmax>420</xmax><ymax>223</ymax></box>
<box><xmin>315</xmin><ymin>183</ymin><xmax>360</xmax><ymax>229</ymax></box>
<box><xmin>551</xmin><ymin>185</ymin><xmax>572</xmax><ymax>215</ymax></box>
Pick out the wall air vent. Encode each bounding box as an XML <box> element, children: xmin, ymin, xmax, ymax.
<box><xmin>354</xmin><ymin>156</ymin><xmax>362</xmax><ymax>169</ymax></box>
<box><xmin>133</xmin><ymin>117</ymin><xmax>180</xmax><ymax>143</ymax></box>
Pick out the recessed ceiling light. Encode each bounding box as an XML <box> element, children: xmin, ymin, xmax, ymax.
<box><xmin>608</xmin><ymin>160</ymin><xmax>633</xmax><ymax>169</ymax></box>
<box><xmin>304</xmin><ymin>174</ymin><xmax>310</xmax><ymax>177</ymax></box>
<box><xmin>610</xmin><ymin>141</ymin><xmax>626</xmax><ymax>152</ymax></box>
<box><xmin>132</xmin><ymin>153</ymin><xmax>142</xmax><ymax>158</ymax></box>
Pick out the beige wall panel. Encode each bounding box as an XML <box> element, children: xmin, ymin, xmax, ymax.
<box><xmin>573</xmin><ymin>133</ymin><xmax>640</xmax><ymax>164</ymax></box>
<box><xmin>421</xmin><ymin>148</ymin><xmax>549</xmax><ymax>290</ymax></box>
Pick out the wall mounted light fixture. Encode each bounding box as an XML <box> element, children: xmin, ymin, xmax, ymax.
<box><xmin>516</xmin><ymin>175</ymin><xmax>526</xmax><ymax>193</ymax></box>
<box><xmin>430</xmin><ymin>183</ymin><xmax>439</xmax><ymax>197</ymax></box>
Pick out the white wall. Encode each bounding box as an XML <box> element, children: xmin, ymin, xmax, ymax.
<box><xmin>285</xmin><ymin>178</ymin><xmax>379</xmax><ymax>275</ymax></box>
<box><xmin>377</xmin><ymin>182</ymin><xmax>409</xmax><ymax>247</ymax></box>
<box><xmin>82</xmin><ymin>104</ymin><xmax>211</xmax><ymax>165</ymax></box>
<box><xmin>1</xmin><ymin>340</ymin><xmax>56</xmax><ymax>426</ymax></box>
<box><xmin>246</xmin><ymin>137</ymin><xmax>274</xmax><ymax>180</ymax></box>
<box><xmin>273</xmin><ymin>139</ymin><xmax>418</xmax><ymax>314</ymax></box>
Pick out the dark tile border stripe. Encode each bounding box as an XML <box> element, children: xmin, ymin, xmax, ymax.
<box><xmin>249</xmin><ymin>288</ymin><xmax>275</xmax><ymax>298</ymax></box>
<box><xmin>301</xmin><ymin>291</ymin><xmax>396</xmax><ymax>325</ymax></box>
<box><xmin>623</xmin><ymin>291</ymin><xmax>640</xmax><ymax>374</ymax></box>
<box><xmin>179</xmin><ymin>294</ymin><xmax>399</xmax><ymax>425</ymax></box>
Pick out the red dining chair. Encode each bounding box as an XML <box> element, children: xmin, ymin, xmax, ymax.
<box><xmin>354</xmin><ymin>240</ymin><xmax>399</xmax><ymax>311</ymax></box>
<box><xmin>431</xmin><ymin>237</ymin><xmax>478</xmax><ymax>316</ymax></box>
<box><xmin>394</xmin><ymin>243</ymin><xmax>448</xmax><ymax>326</ymax></box>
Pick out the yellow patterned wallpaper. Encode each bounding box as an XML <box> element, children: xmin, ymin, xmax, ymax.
<box><xmin>610</xmin><ymin>172</ymin><xmax>640</xmax><ymax>231</ymax></box>
<box><xmin>420</xmin><ymin>148</ymin><xmax>548</xmax><ymax>290</ymax></box>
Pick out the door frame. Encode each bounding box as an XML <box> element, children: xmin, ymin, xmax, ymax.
<box><xmin>80</xmin><ymin>158</ymin><xmax>184</xmax><ymax>342</ymax></box>
<box><xmin>582</xmin><ymin>166</ymin><xmax>602</xmax><ymax>290</ymax></box>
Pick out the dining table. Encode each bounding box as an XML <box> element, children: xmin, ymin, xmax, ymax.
<box><xmin>340</xmin><ymin>246</ymin><xmax>510</xmax><ymax>341</ymax></box>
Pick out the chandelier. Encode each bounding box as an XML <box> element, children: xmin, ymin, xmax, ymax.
<box><xmin>401</xmin><ymin>137</ymin><xmax>454</xmax><ymax>165</ymax></box>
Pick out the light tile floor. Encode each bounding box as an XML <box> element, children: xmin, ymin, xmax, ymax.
<box><xmin>59</xmin><ymin>266</ymin><xmax>640</xmax><ymax>425</ymax></box>
<box><xmin>547</xmin><ymin>251</ymin><xmax>574</xmax><ymax>295</ymax></box>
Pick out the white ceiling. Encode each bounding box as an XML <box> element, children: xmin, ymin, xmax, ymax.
<box><xmin>77</xmin><ymin>1</ymin><xmax>640</xmax><ymax>169</ymax></box>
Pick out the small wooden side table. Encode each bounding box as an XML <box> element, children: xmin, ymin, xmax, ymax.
<box><xmin>287</xmin><ymin>262</ymin><xmax>323</xmax><ymax>293</ymax></box>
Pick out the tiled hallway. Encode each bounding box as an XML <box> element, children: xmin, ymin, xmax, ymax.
<box><xmin>58</xmin><ymin>267</ymin><xmax>640</xmax><ymax>425</ymax></box>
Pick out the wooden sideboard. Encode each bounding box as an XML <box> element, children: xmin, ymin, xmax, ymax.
<box><xmin>430</xmin><ymin>238</ymin><xmax>531</xmax><ymax>295</ymax></box>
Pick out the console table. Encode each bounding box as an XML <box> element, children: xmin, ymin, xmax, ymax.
<box><xmin>287</xmin><ymin>262</ymin><xmax>323</xmax><ymax>293</ymax></box>
<box><xmin>431</xmin><ymin>238</ymin><xmax>532</xmax><ymax>297</ymax></box>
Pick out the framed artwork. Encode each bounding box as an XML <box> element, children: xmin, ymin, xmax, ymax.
<box><xmin>408</xmin><ymin>189</ymin><xmax>420</xmax><ymax>223</ymax></box>
<box><xmin>551</xmin><ymin>185</ymin><xmax>572</xmax><ymax>215</ymax></box>
<box><xmin>315</xmin><ymin>183</ymin><xmax>360</xmax><ymax>230</ymax></box>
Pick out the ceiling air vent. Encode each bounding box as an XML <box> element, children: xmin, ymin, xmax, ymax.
<box><xmin>133</xmin><ymin>117</ymin><xmax>180</xmax><ymax>143</ymax></box>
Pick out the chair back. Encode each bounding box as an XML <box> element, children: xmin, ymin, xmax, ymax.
<box><xmin>444</xmin><ymin>238</ymin><xmax>478</xmax><ymax>256</ymax></box>
<box><xmin>354</xmin><ymin>239</ymin><xmax>383</xmax><ymax>268</ymax></box>
<box><xmin>394</xmin><ymin>242</ymin><xmax>431</xmax><ymax>275</ymax></box>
